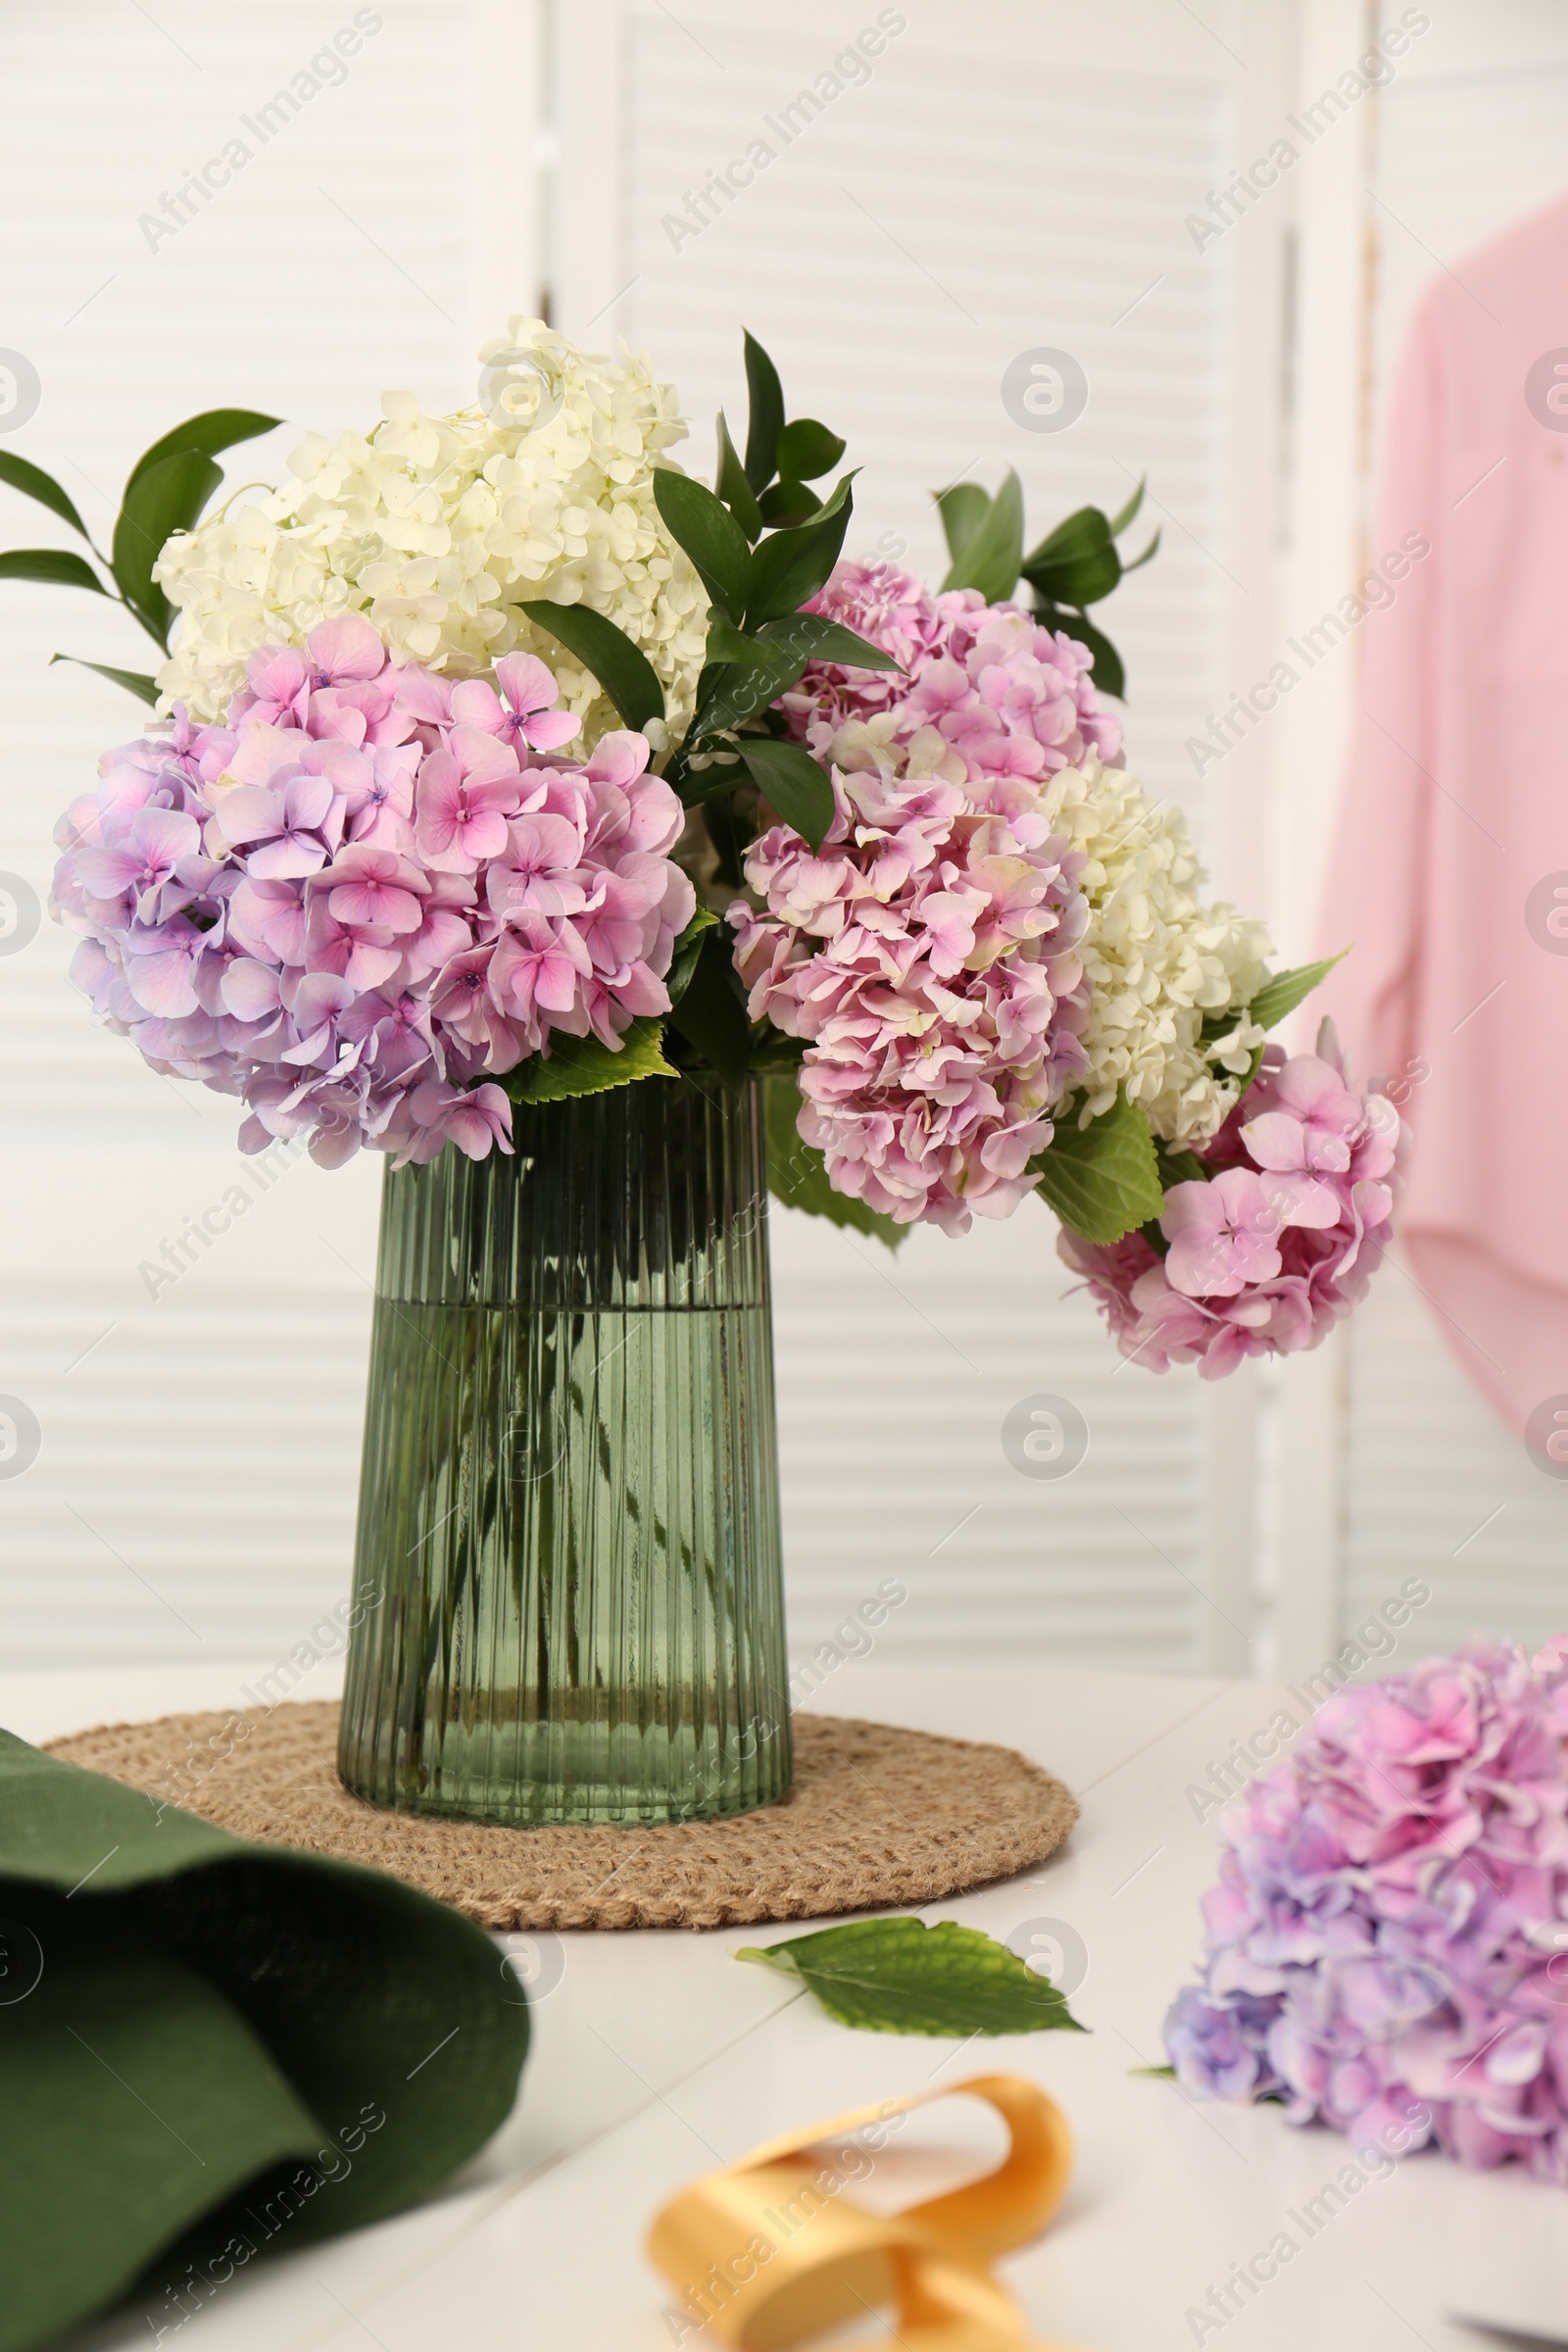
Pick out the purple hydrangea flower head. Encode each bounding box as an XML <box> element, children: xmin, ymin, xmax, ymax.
<box><xmin>1165</xmin><ymin>1637</ymin><xmax>1568</xmax><ymax>2180</ymax></box>
<box><xmin>51</xmin><ymin>617</ymin><xmax>695</xmax><ymax>1167</ymax></box>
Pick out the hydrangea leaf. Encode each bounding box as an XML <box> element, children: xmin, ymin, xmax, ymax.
<box><xmin>739</xmin><ymin>737</ymin><xmax>835</xmax><ymax>853</ymax></box>
<box><xmin>714</xmin><ymin>412</ymin><xmax>762</xmax><ymax>540</ymax></box>
<box><xmin>653</xmin><ymin>469</ymin><xmax>753</xmax><ymax>617</ymax></box>
<box><xmin>519</xmin><ymin>599</ymin><xmax>665</xmax><ymax>734</ymax></box>
<box><xmin>935</xmin><ymin>480</ymin><xmax>991</xmax><ymax>566</ymax></box>
<box><xmin>1108</xmin><ymin>476</ymin><xmax>1147</xmax><ymax>537</ymax></box>
<box><xmin>687</xmin><ymin>645</ymin><xmax>809</xmax><ymax>752</ymax></box>
<box><xmin>1031</xmin><ymin>1087</ymin><xmax>1164</xmax><ymax>1245</ymax></box>
<box><xmin>757</xmin><ymin>612</ymin><xmax>904</xmax><ymax>672</ymax></box>
<box><xmin>763</xmin><ymin>1076</ymin><xmax>906</xmax><ymax>1250</ymax></box>
<box><xmin>736</xmin><ymin>1917</ymin><xmax>1087</xmax><ymax>2037</ymax></box>
<box><xmin>939</xmin><ymin>466</ymin><xmax>1023</xmax><ymax>604</ymax></box>
<box><xmin>505</xmin><ymin>1016</ymin><xmax>676</xmax><ymax>1105</ymax></box>
<box><xmin>666</xmin><ymin>928</ymin><xmax>752</xmax><ymax>1086</ymax></box>
<box><xmin>758</xmin><ymin>480</ymin><xmax>821</xmax><ymax>526</ymax></box>
<box><xmin>112</xmin><ymin>448</ymin><xmax>222</xmax><ymax>646</ymax></box>
<box><xmin>0</xmin><ymin>453</ymin><xmax>90</xmax><ymax>540</ymax></box>
<box><xmin>742</xmin><ymin>329</ymin><xmax>785</xmax><ymax>492</ymax></box>
<box><xmin>1020</xmin><ymin>505</ymin><xmax>1121</xmax><ymax>608</ymax></box>
<box><xmin>702</xmin><ymin>611</ymin><xmax>759</xmax><ymax>666</ymax></box>
<box><xmin>0</xmin><ymin>549</ymin><xmax>108</xmax><ymax>594</ymax></box>
<box><xmin>774</xmin><ymin>418</ymin><xmax>846</xmax><ymax>482</ymax></box>
<box><xmin>665</xmin><ymin>906</ymin><xmax>719</xmax><ymax>1009</ymax></box>
<box><xmin>742</xmin><ymin>473</ymin><xmax>856</xmax><ymax>625</ymax></box>
<box><xmin>123</xmin><ymin>409</ymin><xmax>281</xmax><ymax>497</ymax></box>
<box><xmin>1237</xmin><ymin>952</ymin><xmax>1347</xmax><ymax>1037</ymax></box>
<box><xmin>49</xmin><ymin>652</ymin><xmax>160</xmax><ymax>706</ymax></box>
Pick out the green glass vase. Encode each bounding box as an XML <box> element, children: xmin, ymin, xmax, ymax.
<box><xmin>336</xmin><ymin>1076</ymin><xmax>793</xmax><ymax>1825</ymax></box>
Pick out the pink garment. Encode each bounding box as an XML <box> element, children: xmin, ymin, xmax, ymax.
<box><xmin>1319</xmin><ymin>192</ymin><xmax>1568</xmax><ymax>1434</ymax></box>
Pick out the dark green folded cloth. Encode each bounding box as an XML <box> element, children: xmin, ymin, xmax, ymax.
<box><xmin>0</xmin><ymin>1728</ymin><xmax>529</xmax><ymax>2351</ymax></box>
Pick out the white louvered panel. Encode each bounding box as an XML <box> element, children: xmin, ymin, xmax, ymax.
<box><xmin>1342</xmin><ymin>1257</ymin><xmax>1568</xmax><ymax>1659</ymax></box>
<box><xmin>1332</xmin><ymin>5</ymin><xmax>1568</xmax><ymax>1656</ymax></box>
<box><xmin>770</xmin><ymin>1204</ymin><xmax>1208</xmax><ymax>1672</ymax></box>
<box><xmin>613</xmin><ymin>12</ymin><xmax>1233</xmax><ymax>850</ymax></box>
<box><xmin>0</xmin><ymin>2</ymin><xmax>528</xmax><ymax>1667</ymax></box>
<box><xmin>0</xmin><ymin>1282</ymin><xmax>372</xmax><ymax>1665</ymax></box>
<box><xmin>564</xmin><ymin>3</ymin><xmax>1263</xmax><ymax>1669</ymax></box>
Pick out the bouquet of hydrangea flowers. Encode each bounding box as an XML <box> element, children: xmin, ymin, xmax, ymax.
<box><xmin>9</xmin><ymin>317</ymin><xmax>1401</xmax><ymax>1376</ymax></box>
<box><xmin>1166</xmin><ymin>1637</ymin><xmax>1568</xmax><ymax>2180</ymax></box>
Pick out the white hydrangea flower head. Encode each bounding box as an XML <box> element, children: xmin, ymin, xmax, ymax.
<box><xmin>1041</xmin><ymin>757</ymin><xmax>1272</xmax><ymax>1145</ymax></box>
<box><xmin>155</xmin><ymin>318</ymin><xmax>709</xmax><ymax>746</ymax></box>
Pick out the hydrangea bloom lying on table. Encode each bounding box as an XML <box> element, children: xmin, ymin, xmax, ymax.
<box><xmin>1166</xmin><ymin>1638</ymin><xmax>1568</xmax><ymax>2180</ymax></box>
<box><xmin>21</xmin><ymin>315</ymin><xmax>1399</xmax><ymax>1375</ymax></box>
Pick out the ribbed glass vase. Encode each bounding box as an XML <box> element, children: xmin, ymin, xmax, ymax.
<box><xmin>336</xmin><ymin>1075</ymin><xmax>792</xmax><ymax>1825</ymax></box>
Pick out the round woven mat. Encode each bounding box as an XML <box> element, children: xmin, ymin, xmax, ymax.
<box><xmin>45</xmin><ymin>1702</ymin><xmax>1077</xmax><ymax>1932</ymax></box>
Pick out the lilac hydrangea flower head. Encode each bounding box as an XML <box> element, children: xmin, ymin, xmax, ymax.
<box><xmin>52</xmin><ymin>615</ymin><xmax>695</xmax><ymax>1168</ymax></box>
<box><xmin>1165</xmin><ymin>1637</ymin><xmax>1568</xmax><ymax>2180</ymax></box>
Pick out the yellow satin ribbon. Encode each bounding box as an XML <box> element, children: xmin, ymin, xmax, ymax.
<box><xmin>648</xmin><ymin>2073</ymin><xmax>1092</xmax><ymax>2351</ymax></box>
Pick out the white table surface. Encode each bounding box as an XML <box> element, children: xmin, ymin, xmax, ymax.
<box><xmin>7</xmin><ymin>1659</ymin><xmax>1565</xmax><ymax>2352</ymax></box>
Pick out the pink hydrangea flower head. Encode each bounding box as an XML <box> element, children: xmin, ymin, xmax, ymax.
<box><xmin>780</xmin><ymin>560</ymin><xmax>1124</xmax><ymax>783</ymax></box>
<box><xmin>1059</xmin><ymin>1025</ymin><xmax>1408</xmax><ymax>1374</ymax></box>
<box><xmin>51</xmin><ymin>625</ymin><xmax>694</xmax><ymax>1168</ymax></box>
<box><xmin>1165</xmin><ymin>1638</ymin><xmax>1568</xmax><ymax>2182</ymax></box>
<box><xmin>730</xmin><ymin>760</ymin><xmax>1090</xmax><ymax>1234</ymax></box>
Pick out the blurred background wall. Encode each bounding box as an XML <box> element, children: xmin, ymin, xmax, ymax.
<box><xmin>2</xmin><ymin>0</ymin><xmax>1565</xmax><ymax>1682</ymax></box>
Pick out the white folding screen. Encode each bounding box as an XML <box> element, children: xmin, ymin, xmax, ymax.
<box><xmin>0</xmin><ymin>1</ymin><xmax>531</xmax><ymax>1664</ymax></box>
<box><xmin>551</xmin><ymin>0</ymin><xmax>1289</xmax><ymax>1671</ymax></box>
<box><xmin>3</xmin><ymin>0</ymin><xmax>1565</xmax><ymax>1681</ymax></box>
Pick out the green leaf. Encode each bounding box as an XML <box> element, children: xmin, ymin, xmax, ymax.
<box><xmin>654</xmin><ymin>468</ymin><xmax>752</xmax><ymax>615</ymax></box>
<box><xmin>714</xmin><ymin>412</ymin><xmax>761</xmax><ymax>540</ymax></box>
<box><xmin>123</xmin><ymin>408</ymin><xmax>281</xmax><ymax>497</ymax></box>
<box><xmin>940</xmin><ymin>466</ymin><xmax>1024</xmax><ymax>603</ymax></box>
<box><xmin>703</xmin><ymin>610</ymin><xmax>760</xmax><ymax>667</ymax></box>
<box><xmin>742</xmin><ymin>329</ymin><xmax>785</xmax><ymax>491</ymax></box>
<box><xmin>743</xmin><ymin>473</ymin><xmax>855</xmax><ymax>624</ymax></box>
<box><xmin>0</xmin><ymin>549</ymin><xmax>108</xmax><ymax>594</ymax></box>
<box><xmin>1020</xmin><ymin>505</ymin><xmax>1120</xmax><ymax>609</ymax></box>
<box><xmin>666</xmin><ymin>927</ymin><xmax>752</xmax><ymax>1086</ymax></box>
<box><xmin>112</xmin><ymin>448</ymin><xmax>221</xmax><ymax>645</ymax></box>
<box><xmin>0</xmin><ymin>453</ymin><xmax>89</xmax><ymax>540</ymax></box>
<box><xmin>665</xmin><ymin>906</ymin><xmax>719</xmax><ymax>1008</ymax></box>
<box><xmin>50</xmin><ymin>653</ymin><xmax>160</xmax><ymax>706</ymax></box>
<box><xmin>739</xmin><ymin>737</ymin><xmax>835</xmax><ymax>852</ymax></box>
<box><xmin>774</xmin><ymin>417</ymin><xmax>845</xmax><ymax>482</ymax></box>
<box><xmin>1108</xmin><ymin>477</ymin><xmax>1146</xmax><ymax>537</ymax></box>
<box><xmin>1122</xmin><ymin>528</ymin><xmax>1160</xmax><ymax>574</ymax></box>
<box><xmin>688</xmin><ymin>639</ymin><xmax>811</xmax><ymax>745</ymax></box>
<box><xmin>1030</xmin><ymin>1087</ymin><xmax>1164</xmax><ymax>1245</ymax></box>
<box><xmin>1131</xmin><ymin>2064</ymin><xmax>1176</xmax><ymax>2080</ymax></box>
<box><xmin>935</xmin><ymin>481</ymin><xmax>990</xmax><ymax>565</ymax></box>
<box><xmin>1230</xmin><ymin>952</ymin><xmax>1347</xmax><ymax>1039</ymax></box>
<box><xmin>520</xmin><ymin>599</ymin><xmax>665</xmax><ymax>732</ymax></box>
<box><xmin>736</xmin><ymin>1917</ymin><xmax>1087</xmax><ymax>2037</ymax></box>
<box><xmin>764</xmin><ymin>1076</ymin><xmax>906</xmax><ymax>1248</ymax></box>
<box><xmin>678</xmin><ymin>600</ymin><xmax>893</xmax><ymax>767</ymax></box>
<box><xmin>757</xmin><ymin>612</ymin><xmax>902</xmax><ymax>671</ymax></box>
<box><xmin>758</xmin><ymin>479</ymin><xmax>821</xmax><ymax>526</ymax></box>
<box><xmin>1034</xmin><ymin>603</ymin><xmax>1124</xmax><ymax>701</ymax></box>
<box><xmin>504</xmin><ymin>1016</ymin><xmax>675</xmax><ymax>1105</ymax></box>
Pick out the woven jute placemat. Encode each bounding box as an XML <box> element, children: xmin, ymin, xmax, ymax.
<box><xmin>45</xmin><ymin>1702</ymin><xmax>1077</xmax><ymax>1932</ymax></box>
